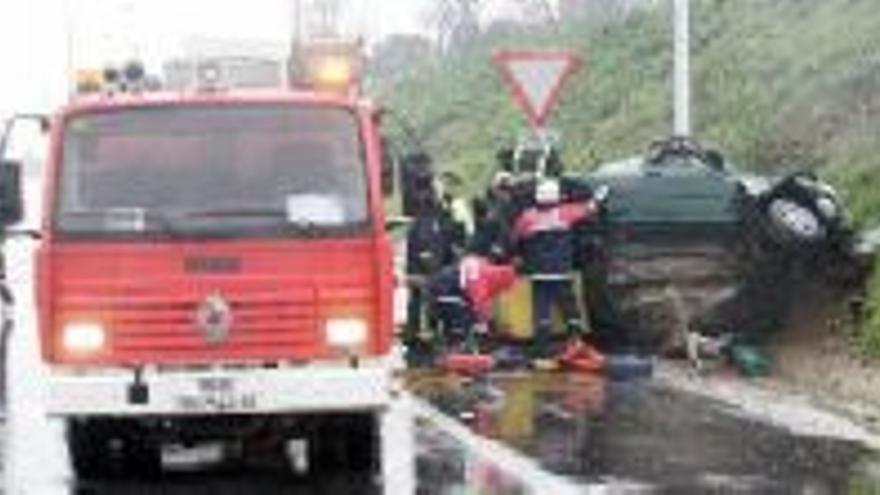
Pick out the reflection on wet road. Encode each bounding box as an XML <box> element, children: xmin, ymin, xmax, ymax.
<box><xmin>410</xmin><ymin>371</ymin><xmax>880</xmax><ymax>493</ymax></box>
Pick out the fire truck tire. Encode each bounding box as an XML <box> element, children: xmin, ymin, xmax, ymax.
<box><xmin>121</xmin><ymin>425</ymin><xmax>162</xmax><ymax>479</ymax></box>
<box><xmin>67</xmin><ymin>420</ymin><xmax>161</xmax><ymax>480</ymax></box>
<box><xmin>307</xmin><ymin>414</ymin><xmax>378</xmax><ymax>476</ymax></box>
<box><xmin>67</xmin><ymin>420</ymin><xmax>112</xmax><ymax>479</ymax></box>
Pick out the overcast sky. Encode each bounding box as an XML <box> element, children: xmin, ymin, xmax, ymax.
<box><xmin>0</xmin><ymin>0</ymin><xmax>431</xmax><ymax>117</ymax></box>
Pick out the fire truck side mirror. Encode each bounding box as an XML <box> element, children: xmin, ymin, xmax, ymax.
<box><xmin>0</xmin><ymin>160</ymin><xmax>24</xmax><ymax>228</ymax></box>
<box><xmin>381</xmin><ymin>137</ymin><xmax>395</xmax><ymax>197</ymax></box>
<box><xmin>36</xmin><ymin>116</ymin><xmax>50</xmax><ymax>135</ymax></box>
<box><xmin>399</xmin><ymin>152</ymin><xmax>435</xmax><ymax>217</ymax></box>
<box><xmin>385</xmin><ymin>216</ymin><xmax>411</xmax><ymax>232</ymax></box>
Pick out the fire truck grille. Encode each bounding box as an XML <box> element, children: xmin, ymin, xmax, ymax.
<box><xmin>55</xmin><ymin>286</ymin><xmax>369</xmax><ymax>363</ymax></box>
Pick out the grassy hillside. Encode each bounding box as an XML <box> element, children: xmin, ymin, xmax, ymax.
<box><xmin>383</xmin><ymin>0</ymin><xmax>880</xmax><ymax>224</ymax></box>
<box><xmin>381</xmin><ymin>0</ymin><xmax>880</xmax><ymax>354</ymax></box>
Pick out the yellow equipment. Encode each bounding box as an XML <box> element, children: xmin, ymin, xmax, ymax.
<box><xmin>493</xmin><ymin>275</ymin><xmax>588</xmax><ymax>340</ymax></box>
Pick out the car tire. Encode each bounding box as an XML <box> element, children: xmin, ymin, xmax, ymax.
<box><xmin>764</xmin><ymin>197</ymin><xmax>825</xmax><ymax>246</ymax></box>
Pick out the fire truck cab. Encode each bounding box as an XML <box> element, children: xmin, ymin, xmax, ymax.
<box><xmin>22</xmin><ymin>69</ymin><xmax>400</xmax><ymax>478</ymax></box>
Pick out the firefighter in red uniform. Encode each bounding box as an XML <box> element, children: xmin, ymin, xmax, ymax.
<box><xmin>513</xmin><ymin>178</ymin><xmax>602</xmax><ymax>368</ymax></box>
<box><xmin>428</xmin><ymin>254</ymin><xmax>517</xmax><ymax>354</ymax></box>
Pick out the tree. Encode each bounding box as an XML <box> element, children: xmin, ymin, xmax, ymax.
<box><xmin>422</xmin><ymin>0</ymin><xmax>484</xmax><ymax>53</ymax></box>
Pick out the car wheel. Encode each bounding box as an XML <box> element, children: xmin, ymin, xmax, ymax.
<box><xmin>766</xmin><ymin>198</ymin><xmax>825</xmax><ymax>245</ymax></box>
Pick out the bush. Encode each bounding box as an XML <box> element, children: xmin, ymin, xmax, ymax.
<box><xmin>860</xmin><ymin>257</ymin><xmax>880</xmax><ymax>357</ymax></box>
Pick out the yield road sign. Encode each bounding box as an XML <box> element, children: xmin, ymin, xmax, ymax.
<box><xmin>492</xmin><ymin>50</ymin><xmax>582</xmax><ymax>129</ymax></box>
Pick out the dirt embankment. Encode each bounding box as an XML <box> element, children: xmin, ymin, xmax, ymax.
<box><xmin>768</xmin><ymin>284</ymin><xmax>880</xmax><ymax>429</ymax></box>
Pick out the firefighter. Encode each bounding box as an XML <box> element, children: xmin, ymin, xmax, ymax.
<box><xmin>405</xmin><ymin>205</ymin><xmax>459</xmax><ymax>362</ymax></box>
<box><xmin>402</xmin><ymin>155</ymin><xmax>466</xmax><ymax>363</ymax></box>
<box><xmin>426</xmin><ymin>262</ymin><xmax>474</xmax><ymax>352</ymax></box>
<box><xmin>471</xmin><ymin>171</ymin><xmax>516</xmax><ymax>262</ymax></box>
<box><xmin>438</xmin><ymin>171</ymin><xmax>472</xmax><ymax>250</ymax></box>
<box><xmin>428</xmin><ymin>254</ymin><xmax>517</xmax><ymax>355</ymax></box>
<box><xmin>513</xmin><ymin>178</ymin><xmax>601</xmax><ymax>368</ymax></box>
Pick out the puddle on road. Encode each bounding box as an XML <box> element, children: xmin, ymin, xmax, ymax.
<box><xmin>409</xmin><ymin>371</ymin><xmax>880</xmax><ymax>493</ymax></box>
<box><xmin>416</xmin><ymin>419</ymin><xmax>532</xmax><ymax>495</ymax></box>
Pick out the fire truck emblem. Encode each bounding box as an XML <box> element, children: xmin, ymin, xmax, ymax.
<box><xmin>196</xmin><ymin>292</ymin><xmax>232</xmax><ymax>345</ymax></box>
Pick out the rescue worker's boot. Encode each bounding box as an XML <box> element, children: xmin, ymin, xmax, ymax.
<box><xmin>558</xmin><ymin>337</ymin><xmax>606</xmax><ymax>373</ymax></box>
<box><xmin>442</xmin><ymin>324</ymin><xmax>495</xmax><ymax>375</ymax></box>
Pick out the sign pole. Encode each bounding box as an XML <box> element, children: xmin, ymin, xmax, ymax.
<box><xmin>673</xmin><ymin>0</ymin><xmax>691</xmax><ymax>137</ymax></box>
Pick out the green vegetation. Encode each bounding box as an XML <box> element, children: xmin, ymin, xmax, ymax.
<box><xmin>862</xmin><ymin>257</ymin><xmax>880</xmax><ymax>357</ymax></box>
<box><xmin>381</xmin><ymin>0</ymin><xmax>880</xmax><ymax>354</ymax></box>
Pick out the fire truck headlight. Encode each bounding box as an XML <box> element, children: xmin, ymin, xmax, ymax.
<box><xmin>62</xmin><ymin>322</ymin><xmax>106</xmax><ymax>354</ymax></box>
<box><xmin>325</xmin><ymin>318</ymin><xmax>367</xmax><ymax>350</ymax></box>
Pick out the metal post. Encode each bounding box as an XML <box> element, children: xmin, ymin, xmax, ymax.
<box><xmin>292</xmin><ymin>0</ymin><xmax>303</xmax><ymax>44</ymax></box>
<box><xmin>65</xmin><ymin>0</ymin><xmax>76</xmax><ymax>98</ymax></box>
<box><xmin>673</xmin><ymin>0</ymin><xmax>691</xmax><ymax>137</ymax></box>
<box><xmin>0</xmin><ymin>117</ymin><xmax>13</xmax><ymax>412</ymax></box>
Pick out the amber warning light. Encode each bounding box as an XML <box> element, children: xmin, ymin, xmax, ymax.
<box><xmin>310</xmin><ymin>56</ymin><xmax>356</xmax><ymax>90</ymax></box>
<box><xmin>291</xmin><ymin>39</ymin><xmax>364</xmax><ymax>95</ymax></box>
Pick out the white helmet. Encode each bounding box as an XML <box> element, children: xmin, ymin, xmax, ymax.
<box><xmin>492</xmin><ymin>171</ymin><xmax>513</xmax><ymax>190</ymax></box>
<box><xmin>535</xmin><ymin>179</ymin><xmax>560</xmax><ymax>206</ymax></box>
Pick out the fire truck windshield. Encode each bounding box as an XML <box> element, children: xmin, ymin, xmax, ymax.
<box><xmin>55</xmin><ymin>104</ymin><xmax>369</xmax><ymax>238</ymax></box>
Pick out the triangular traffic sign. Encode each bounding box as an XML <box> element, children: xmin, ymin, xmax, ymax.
<box><xmin>493</xmin><ymin>50</ymin><xmax>582</xmax><ymax>129</ymax></box>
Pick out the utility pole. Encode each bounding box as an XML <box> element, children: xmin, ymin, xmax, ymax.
<box><xmin>673</xmin><ymin>0</ymin><xmax>691</xmax><ymax>137</ymax></box>
<box><xmin>292</xmin><ymin>0</ymin><xmax>303</xmax><ymax>44</ymax></box>
<box><xmin>313</xmin><ymin>0</ymin><xmax>342</xmax><ymax>37</ymax></box>
<box><xmin>65</xmin><ymin>0</ymin><xmax>76</xmax><ymax>98</ymax></box>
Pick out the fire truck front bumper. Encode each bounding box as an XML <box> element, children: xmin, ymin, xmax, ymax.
<box><xmin>46</xmin><ymin>359</ymin><xmax>397</xmax><ymax>417</ymax></box>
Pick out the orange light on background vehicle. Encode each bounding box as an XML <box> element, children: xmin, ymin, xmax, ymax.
<box><xmin>75</xmin><ymin>69</ymin><xmax>104</xmax><ymax>95</ymax></box>
<box><xmin>311</xmin><ymin>56</ymin><xmax>355</xmax><ymax>91</ymax></box>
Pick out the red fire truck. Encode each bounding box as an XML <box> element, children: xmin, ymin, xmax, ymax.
<box><xmin>7</xmin><ymin>58</ymin><xmax>401</xmax><ymax>479</ymax></box>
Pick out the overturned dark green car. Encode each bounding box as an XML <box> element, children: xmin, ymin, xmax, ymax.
<box><xmin>580</xmin><ymin>137</ymin><xmax>863</xmax><ymax>352</ymax></box>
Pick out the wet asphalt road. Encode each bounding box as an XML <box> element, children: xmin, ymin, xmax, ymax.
<box><xmin>413</xmin><ymin>371</ymin><xmax>880</xmax><ymax>493</ymax></box>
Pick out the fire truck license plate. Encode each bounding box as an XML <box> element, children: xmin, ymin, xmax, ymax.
<box><xmin>175</xmin><ymin>377</ymin><xmax>259</xmax><ymax>412</ymax></box>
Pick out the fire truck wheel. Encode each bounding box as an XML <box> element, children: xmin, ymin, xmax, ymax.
<box><xmin>307</xmin><ymin>414</ymin><xmax>378</xmax><ymax>476</ymax></box>
<box><xmin>67</xmin><ymin>420</ymin><xmax>161</xmax><ymax>480</ymax></box>
<box><xmin>67</xmin><ymin>420</ymin><xmax>112</xmax><ymax>479</ymax></box>
<box><xmin>120</xmin><ymin>424</ymin><xmax>162</xmax><ymax>479</ymax></box>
